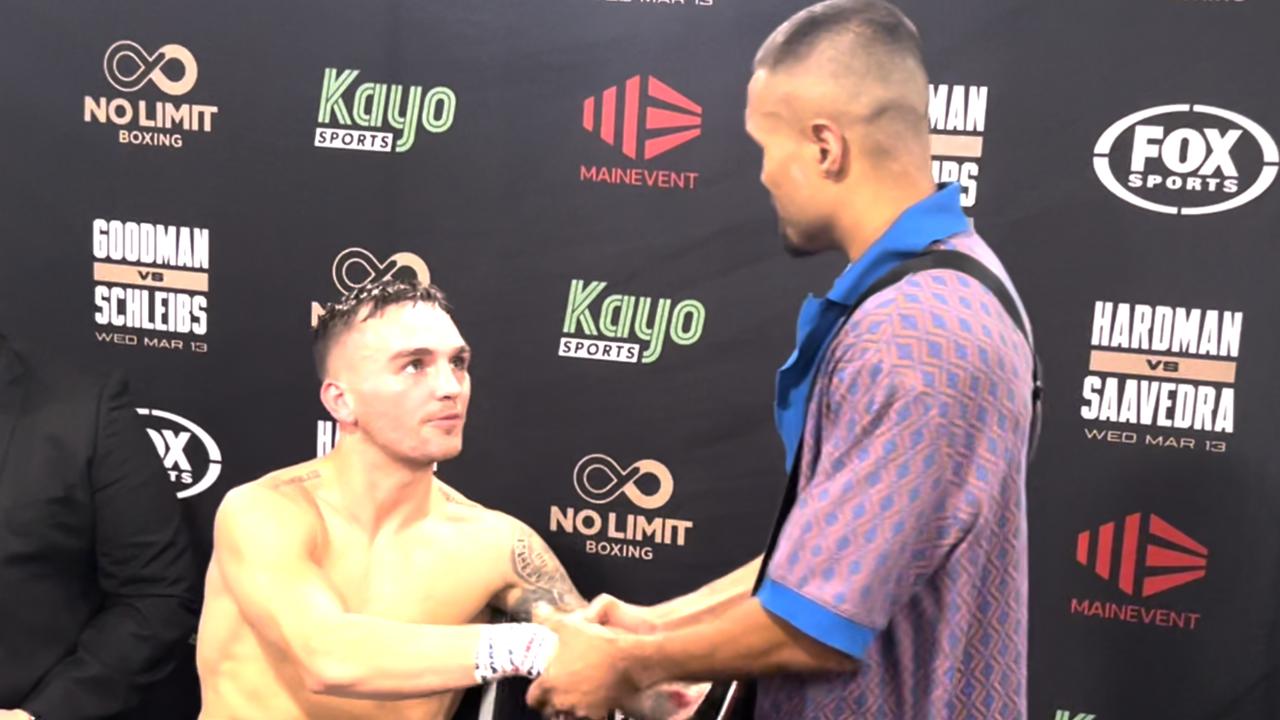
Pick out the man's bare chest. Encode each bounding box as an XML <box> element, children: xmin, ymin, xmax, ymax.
<box><xmin>315</xmin><ymin>520</ymin><xmax>506</xmax><ymax>625</ymax></box>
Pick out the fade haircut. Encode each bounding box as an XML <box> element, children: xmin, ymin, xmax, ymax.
<box><xmin>312</xmin><ymin>278</ymin><xmax>452</xmax><ymax>380</ymax></box>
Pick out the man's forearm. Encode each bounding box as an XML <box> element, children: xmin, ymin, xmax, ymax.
<box><xmin>626</xmin><ymin>597</ymin><xmax>857</xmax><ymax>687</ymax></box>
<box><xmin>302</xmin><ymin>615</ymin><xmax>483</xmax><ymax>698</ymax></box>
<box><xmin>300</xmin><ymin>617</ymin><xmax>501</xmax><ymax>700</ymax></box>
<box><xmin>650</xmin><ymin>556</ymin><xmax>762</xmax><ymax>631</ymax></box>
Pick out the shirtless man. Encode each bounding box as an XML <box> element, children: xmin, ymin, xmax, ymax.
<box><xmin>196</xmin><ymin>279</ymin><xmax>691</xmax><ymax>719</ymax></box>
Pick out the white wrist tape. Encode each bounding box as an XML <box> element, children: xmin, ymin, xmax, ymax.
<box><xmin>474</xmin><ymin>622</ymin><xmax>559</xmax><ymax>683</ymax></box>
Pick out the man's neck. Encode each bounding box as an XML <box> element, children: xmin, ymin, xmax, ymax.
<box><xmin>834</xmin><ymin>172</ymin><xmax>938</xmax><ymax>263</ymax></box>
<box><xmin>324</xmin><ymin>434</ymin><xmax>438</xmax><ymax>537</ymax></box>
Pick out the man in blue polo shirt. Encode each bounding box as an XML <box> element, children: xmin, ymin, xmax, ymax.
<box><xmin>527</xmin><ymin>2</ymin><xmax>1035</xmax><ymax>718</ymax></box>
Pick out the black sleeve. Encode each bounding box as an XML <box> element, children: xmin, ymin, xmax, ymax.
<box><xmin>23</xmin><ymin>373</ymin><xmax>200</xmax><ymax>719</ymax></box>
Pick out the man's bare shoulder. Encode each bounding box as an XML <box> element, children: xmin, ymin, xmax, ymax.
<box><xmin>215</xmin><ymin>460</ymin><xmax>325</xmax><ymax>541</ymax></box>
<box><xmin>434</xmin><ymin>478</ymin><xmax>523</xmax><ymax>535</ymax></box>
<box><xmin>432</xmin><ymin>478</ymin><xmax>583</xmax><ymax>615</ymax></box>
<box><xmin>434</xmin><ymin>478</ymin><xmax>484</xmax><ymax>509</ymax></box>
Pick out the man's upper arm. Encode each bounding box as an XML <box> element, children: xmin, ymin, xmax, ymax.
<box><xmin>20</xmin><ymin>372</ymin><xmax>199</xmax><ymax>718</ymax></box>
<box><xmin>757</xmin><ymin>325</ymin><xmax>982</xmax><ymax>660</ymax></box>
<box><xmin>92</xmin><ymin>372</ymin><xmax>198</xmax><ymax>606</ymax></box>
<box><xmin>491</xmin><ymin>517</ymin><xmax>586</xmax><ymax>620</ymax></box>
<box><xmin>213</xmin><ymin>486</ymin><xmax>346</xmax><ymax>659</ymax></box>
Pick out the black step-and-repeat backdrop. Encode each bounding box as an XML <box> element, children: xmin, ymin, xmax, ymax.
<box><xmin>1</xmin><ymin>1</ymin><xmax>1277</xmax><ymax>718</ymax></box>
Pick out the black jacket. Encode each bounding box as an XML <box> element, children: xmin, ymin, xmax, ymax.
<box><xmin>0</xmin><ymin>336</ymin><xmax>199</xmax><ymax>718</ymax></box>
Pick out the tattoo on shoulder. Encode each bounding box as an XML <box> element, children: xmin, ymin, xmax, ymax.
<box><xmin>438</xmin><ymin>483</ymin><xmax>480</xmax><ymax>507</ymax></box>
<box><xmin>508</xmin><ymin>528</ymin><xmax>585</xmax><ymax>619</ymax></box>
<box><xmin>271</xmin><ymin>470</ymin><xmax>320</xmax><ymax>488</ymax></box>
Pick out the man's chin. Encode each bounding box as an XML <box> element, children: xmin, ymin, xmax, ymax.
<box><xmin>407</xmin><ymin>433</ymin><xmax>462</xmax><ymax>468</ymax></box>
<box><xmin>432</xmin><ymin>440</ymin><xmax>463</xmax><ymax>463</ymax></box>
<box><xmin>781</xmin><ymin>234</ymin><xmax>824</xmax><ymax>258</ymax></box>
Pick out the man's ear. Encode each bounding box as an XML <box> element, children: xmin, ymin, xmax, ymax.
<box><xmin>320</xmin><ymin>379</ymin><xmax>356</xmax><ymax>425</ymax></box>
<box><xmin>810</xmin><ymin>119</ymin><xmax>848</xmax><ymax>180</ymax></box>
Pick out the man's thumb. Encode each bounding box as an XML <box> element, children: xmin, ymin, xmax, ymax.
<box><xmin>584</xmin><ymin>593</ymin><xmax>618</xmax><ymax>624</ymax></box>
<box><xmin>531</xmin><ymin>601</ymin><xmax>560</xmax><ymax>626</ymax></box>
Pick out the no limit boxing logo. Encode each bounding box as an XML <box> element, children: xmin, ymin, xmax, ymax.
<box><xmin>84</xmin><ymin>41</ymin><xmax>218</xmax><ymax>148</ymax></box>
<box><xmin>573</xmin><ymin>454</ymin><xmax>673</xmax><ymax>510</ymax></box>
<box><xmin>549</xmin><ymin>454</ymin><xmax>693</xmax><ymax>561</ymax></box>
<box><xmin>332</xmin><ymin>247</ymin><xmax>431</xmax><ymax>294</ymax></box>
<box><xmin>1094</xmin><ymin>104</ymin><xmax>1277</xmax><ymax>215</ymax></box>
<box><xmin>309</xmin><ymin>247</ymin><xmax>432</xmax><ymax>328</ymax></box>
<box><xmin>104</xmin><ymin>41</ymin><xmax>197</xmax><ymax>95</ymax></box>
<box><xmin>1069</xmin><ymin>513</ymin><xmax>1206</xmax><ymax>632</ymax></box>
<box><xmin>579</xmin><ymin>74</ymin><xmax>702</xmax><ymax>191</ymax></box>
<box><xmin>137</xmin><ymin>408</ymin><xmax>223</xmax><ymax>499</ymax></box>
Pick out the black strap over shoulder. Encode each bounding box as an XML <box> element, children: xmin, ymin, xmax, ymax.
<box><xmin>857</xmin><ymin>249</ymin><xmax>1043</xmax><ymax>461</ymax></box>
<box><xmin>757</xmin><ymin>249</ymin><xmax>1044</xmax><ymax>590</ymax></box>
<box><xmin>729</xmin><ymin>250</ymin><xmax>1045</xmax><ymax>720</ymax></box>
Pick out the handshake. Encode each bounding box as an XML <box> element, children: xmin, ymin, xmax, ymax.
<box><xmin>524</xmin><ymin>594</ymin><xmax>711</xmax><ymax>720</ymax></box>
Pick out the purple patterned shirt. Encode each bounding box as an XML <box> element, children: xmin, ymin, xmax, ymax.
<box><xmin>755</xmin><ymin>231</ymin><xmax>1032</xmax><ymax>720</ymax></box>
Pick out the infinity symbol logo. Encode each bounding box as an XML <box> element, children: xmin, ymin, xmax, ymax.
<box><xmin>573</xmin><ymin>454</ymin><xmax>674</xmax><ymax>510</ymax></box>
<box><xmin>104</xmin><ymin>41</ymin><xmax>198</xmax><ymax>96</ymax></box>
<box><xmin>331</xmin><ymin>247</ymin><xmax>431</xmax><ymax>295</ymax></box>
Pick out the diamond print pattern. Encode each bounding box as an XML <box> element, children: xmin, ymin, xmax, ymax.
<box><xmin>759</xmin><ymin>232</ymin><xmax>1032</xmax><ymax>720</ymax></box>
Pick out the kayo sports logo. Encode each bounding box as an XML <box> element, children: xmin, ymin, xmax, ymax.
<box><xmin>315</xmin><ymin>68</ymin><xmax>457</xmax><ymax>153</ymax></box>
<box><xmin>558</xmin><ymin>279</ymin><xmax>705</xmax><ymax>364</ymax></box>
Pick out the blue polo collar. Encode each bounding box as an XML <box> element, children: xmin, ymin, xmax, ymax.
<box><xmin>774</xmin><ymin>183</ymin><xmax>970</xmax><ymax>474</ymax></box>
